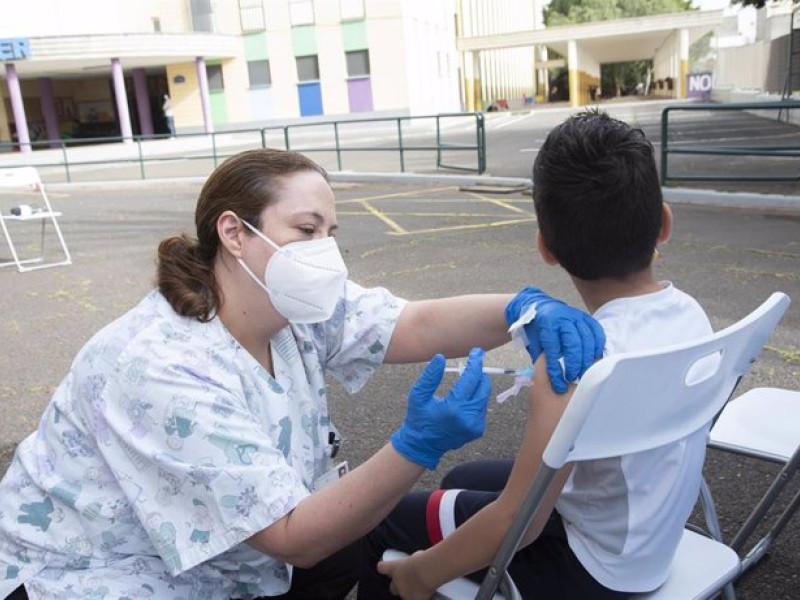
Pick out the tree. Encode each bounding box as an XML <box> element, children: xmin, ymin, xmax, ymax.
<box><xmin>732</xmin><ymin>0</ymin><xmax>767</xmax><ymax>7</ymax></box>
<box><xmin>544</xmin><ymin>0</ymin><xmax>694</xmax><ymax>26</ymax></box>
<box><xmin>543</xmin><ymin>0</ymin><xmax>695</xmax><ymax>97</ymax></box>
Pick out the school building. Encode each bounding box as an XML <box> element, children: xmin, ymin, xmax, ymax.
<box><xmin>0</xmin><ymin>0</ymin><xmax>461</xmax><ymax>152</ymax></box>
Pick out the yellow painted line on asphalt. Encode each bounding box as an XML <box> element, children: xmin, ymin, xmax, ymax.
<box><xmin>388</xmin><ymin>217</ymin><xmax>536</xmax><ymax>236</ymax></box>
<box><xmin>336</xmin><ymin>186</ymin><xmax>456</xmax><ymax>205</ymax></box>
<box><xmin>466</xmin><ymin>191</ymin><xmax>532</xmax><ymax>215</ymax></box>
<box><xmin>360</xmin><ymin>200</ymin><xmax>408</xmax><ymax>234</ymax></box>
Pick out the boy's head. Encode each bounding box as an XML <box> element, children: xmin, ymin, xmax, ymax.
<box><xmin>533</xmin><ymin>110</ymin><xmax>666</xmax><ymax>281</ymax></box>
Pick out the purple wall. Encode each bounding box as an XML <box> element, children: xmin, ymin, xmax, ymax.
<box><xmin>347</xmin><ymin>77</ymin><xmax>373</xmax><ymax>113</ymax></box>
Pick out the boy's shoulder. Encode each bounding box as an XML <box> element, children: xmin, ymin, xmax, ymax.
<box><xmin>595</xmin><ymin>283</ymin><xmax>711</xmax><ymax>355</ymax></box>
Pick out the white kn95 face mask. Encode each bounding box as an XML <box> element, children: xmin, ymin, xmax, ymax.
<box><xmin>237</xmin><ymin>218</ymin><xmax>348</xmax><ymax>323</ymax></box>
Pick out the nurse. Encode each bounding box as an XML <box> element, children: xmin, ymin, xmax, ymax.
<box><xmin>0</xmin><ymin>149</ymin><xmax>603</xmax><ymax>599</ymax></box>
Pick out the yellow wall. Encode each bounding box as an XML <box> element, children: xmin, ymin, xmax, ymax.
<box><xmin>568</xmin><ymin>69</ymin><xmax>599</xmax><ymax>107</ymax></box>
<box><xmin>166</xmin><ymin>63</ymin><xmax>205</xmax><ymax>128</ymax></box>
<box><xmin>680</xmin><ymin>59</ymin><xmax>688</xmax><ymax>99</ymax></box>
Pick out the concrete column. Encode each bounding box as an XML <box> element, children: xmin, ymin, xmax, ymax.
<box><xmin>473</xmin><ymin>51</ymin><xmax>483</xmax><ymax>111</ymax></box>
<box><xmin>111</xmin><ymin>58</ymin><xmax>133</xmax><ymax>142</ymax></box>
<box><xmin>567</xmin><ymin>39</ymin><xmax>580</xmax><ymax>108</ymax></box>
<box><xmin>5</xmin><ymin>63</ymin><xmax>31</xmax><ymax>153</ymax></box>
<box><xmin>132</xmin><ymin>68</ymin><xmax>153</xmax><ymax>136</ymax></box>
<box><xmin>196</xmin><ymin>56</ymin><xmax>214</xmax><ymax>134</ymax></box>
<box><xmin>677</xmin><ymin>28</ymin><xmax>689</xmax><ymax>99</ymax></box>
<box><xmin>38</xmin><ymin>77</ymin><xmax>60</xmax><ymax>147</ymax></box>
<box><xmin>463</xmin><ymin>51</ymin><xmax>482</xmax><ymax>112</ymax></box>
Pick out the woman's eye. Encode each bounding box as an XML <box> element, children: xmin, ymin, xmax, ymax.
<box><xmin>299</xmin><ymin>227</ymin><xmax>315</xmax><ymax>235</ymax></box>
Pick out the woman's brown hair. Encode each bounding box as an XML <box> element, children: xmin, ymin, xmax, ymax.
<box><xmin>157</xmin><ymin>149</ymin><xmax>328</xmax><ymax>321</ymax></box>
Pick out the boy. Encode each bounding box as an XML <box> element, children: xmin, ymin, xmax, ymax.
<box><xmin>359</xmin><ymin>110</ymin><xmax>712</xmax><ymax>599</ymax></box>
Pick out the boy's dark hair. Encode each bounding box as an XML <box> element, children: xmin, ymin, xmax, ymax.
<box><xmin>532</xmin><ymin>110</ymin><xmax>663</xmax><ymax>281</ymax></box>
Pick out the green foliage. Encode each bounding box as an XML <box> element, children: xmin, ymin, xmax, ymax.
<box><xmin>732</xmin><ymin>0</ymin><xmax>767</xmax><ymax>7</ymax></box>
<box><xmin>544</xmin><ymin>0</ymin><xmax>694</xmax><ymax>26</ymax></box>
<box><xmin>689</xmin><ymin>31</ymin><xmax>714</xmax><ymax>72</ymax></box>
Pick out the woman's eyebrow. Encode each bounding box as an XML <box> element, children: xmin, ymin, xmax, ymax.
<box><xmin>291</xmin><ymin>210</ymin><xmax>324</xmax><ymax>223</ymax></box>
<box><xmin>291</xmin><ymin>211</ymin><xmax>338</xmax><ymax>232</ymax></box>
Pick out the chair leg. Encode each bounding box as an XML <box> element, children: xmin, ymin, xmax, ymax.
<box><xmin>700</xmin><ymin>478</ymin><xmax>724</xmax><ymax>542</ymax></box>
<box><xmin>740</xmin><ymin>487</ymin><xmax>800</xmax><ymax>575</ymax></box>
<box><xmin>699</xmin><ymin>479</ymin><xmax>737</xmax><ymax>600</ymax></box>
<box><xmin>731</xmin><ymin>447</ymin><xmax>800</xmax><ymax>553</ymax></box>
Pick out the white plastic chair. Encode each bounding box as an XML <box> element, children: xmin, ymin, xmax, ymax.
<box><xmin>706</xmin><ymin>386</ymin><xmax>800</xmax><ymax>575</ymax></box>
<box><xmin>0</xmin><ymin>167</ymin><xmax>72</xmax><ymax>272</ymax></box>
<box><xmin>384</xmin><ymin>292</ymin><xmax>791</xmax><ymax>600</ymax></box>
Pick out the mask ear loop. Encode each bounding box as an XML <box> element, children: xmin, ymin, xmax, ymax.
<box><xmin>235</xmin><ymin>217</ymin><xmax>283</xmax><ymax>296</ymax></box>
<box><xmin>240</xmin><ymin>218</ymin><xmax>282</xmax><ymax>251</ymax></box>
<box><xmin>236</xmin><ymin>257</ymin><xmax>273</xmax><ymax>297</ymax></box>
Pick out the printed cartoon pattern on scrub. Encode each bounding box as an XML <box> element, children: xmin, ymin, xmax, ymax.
<box><xmin>0</xmin><ymin>280</ymin><xmax>406</xmax><ymax>599</ymax></box>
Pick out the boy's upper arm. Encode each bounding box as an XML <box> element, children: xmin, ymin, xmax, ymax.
<box><xmin>496</xmin><ymin>356</ymin><xmax>575</xmax><ymax>540</ymax></box>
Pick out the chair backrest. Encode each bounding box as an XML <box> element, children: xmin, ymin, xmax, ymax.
<box><xmin>475</xmin><ymin>293</ymin><xmax>791</xmax><ymax>600</ymax></box>
<box><xmin>544</xmin><ymin>292</ymin><xmax>791</xmax><ymax>469</ymax></box>
<box><xmin>0</xmin><ymin>167</ymin><xmax>41</xmax><ymax>189</ymax></box>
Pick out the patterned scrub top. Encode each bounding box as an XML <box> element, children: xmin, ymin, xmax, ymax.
<box><xmin>0</xmin><ymin>281</ymin><xmax>406</xmax><ymax>599</ymax></box>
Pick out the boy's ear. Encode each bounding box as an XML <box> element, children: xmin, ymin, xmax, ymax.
<box><xmin>657</xmin><ymin>203</ymin><xmax>673</xmax><ymax>245</ymax></box>
<box><xmin>536</xmin><ymin>230</ymin><xmax>559</xmax><ymax>266</ymax></box>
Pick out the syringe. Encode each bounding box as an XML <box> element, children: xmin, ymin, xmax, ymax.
<box><xmin>444</xmin><ymin>366</ymin><xmax>534</xmax><ymax>377</ymax></box>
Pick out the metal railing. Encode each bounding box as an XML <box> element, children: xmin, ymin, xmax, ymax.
<box><xmin>660</xmin><ymin>101</ymin><xmax>800</xmax><ymax>185</ymax></box>
<box><xmin>0</xmin><ymin>112</ymin><xmax>486</xmax><ymax>183</ymax></box>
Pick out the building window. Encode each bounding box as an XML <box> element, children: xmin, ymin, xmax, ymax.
<box><xmin>346</xmin><ymin>50</ymin><xmax>370</xmax><ymax>77</ymax></box>
<box><xmin>189</xmin><ymin>0</ymin><xmax>214</xmax><ymax>32</ymax></box>
<box><xmin>207</xmin><ymin>64</ymin><xmax>225</xmax><ymax>91</ymax></box>
<box><xmin>290</xmin><ymin>0</ymin><xmax>314</xmax><ymax>26</ymax></box>
<box><xmin>248</xmin><ymin>60</ymin><xmax>271</xmax><ymax>87</ymax></box>
<box><xmin>239</xmin><ymin>0</ymin><xmax>265</xmax><ymax>33</ymax></box>
<box><xmin>340</xmin><ymin>0</ymin><xmax>364</xmax><ymax>21</ymax></box>
<box><xmin>296</xmin><ymin>55</ymin><xmax>320</xmax><ymax>81</ymax></box>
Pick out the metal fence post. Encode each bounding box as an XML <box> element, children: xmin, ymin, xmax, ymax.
<box><xmin>436</xmin><ymin>115</ymin><xmax>442</xmax><ymax>169</ymax></box>
<box><xmin>61</xmin><ymin>141</ymin><xmax>71</xmax><ymax>183</ymax></box>
<box><xmin>334</xmin><ymin>122</ymin><xmax>342</xmax><ymax>170</ymax></box>
<box><xmin>477</xmin><ymin>113</ymin><xmax>486</xmax><ymax>174</ymax></box>
<box><xmin>137</xmin><ymin>138</ymin><xmax>145</xmax><ymax>180</ymax></box>
<box><xmin>212</xmin><ymin>132</ymin><xmax>218</xmax><ymax>168</ymax></box>
<box><xmin>284</xmin><ymin>126</ymin><xmax>291</xmax><ymax>150</ymax></box>
<box><xmin>660</xmin><ymin>108</ymin><xmax>670</xmax><ymax>185</ymax></box>
<box><xmin>397</xmin><ymin>118</ymin><xmax>405</xmax><ymax>172</ymax></box>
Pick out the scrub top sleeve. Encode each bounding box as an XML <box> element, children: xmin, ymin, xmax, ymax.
<box><xmin>323</xmin><ymin>280</ymin><xmax>407</xmax><ymax>394</ymax></box>
<box><xmin>97</xmin><ymin>346</ymin><xmax>310</xmax><ymax>577</ymax></box>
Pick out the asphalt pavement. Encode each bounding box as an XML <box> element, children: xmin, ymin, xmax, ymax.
<box><xmin>1</xmin><ymin>99</ymin><xmax>799</xmax><ymax>598</ymax></box>
<box><xmin>1</xmin><ymin>175</ymin><xmax>799</xmax><ymax>598</ymax></box>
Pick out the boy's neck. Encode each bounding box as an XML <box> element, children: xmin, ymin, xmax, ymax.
<box><xmin>571</xmin><ymin>268</ymin><xmax>663</xmax><ymax>314</ymax></box>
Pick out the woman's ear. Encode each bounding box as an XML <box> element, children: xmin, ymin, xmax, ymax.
<box><xmin>217</xmin><ymin>211</ymin><xmax>246</xmax><ymax>258</ymax></box>
<box><xmin>657</xmin><ymin>203</ymin><xmax>673</xmax><ymax>245</ymax></box>
<box><xmin>536</xmin><ymin>230</ymin><xmax>559</xmax><ymax>266</ymax></box>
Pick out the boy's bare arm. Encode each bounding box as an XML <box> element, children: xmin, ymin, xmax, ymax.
<box><xmin>378</xmin><ymin>357</ymin><xmax>576</xmax><ymax>599</ymax></box>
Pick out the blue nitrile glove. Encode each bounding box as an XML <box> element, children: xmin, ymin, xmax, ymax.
<box><xmin>505</xmin><ymin>287</ymin><xmax>605</xmax><ymax>394</ymax></box>
<box><xmin>391</xmin><ymin>348</ymin><xmax>491</xmax><ymax>470</ymax></box>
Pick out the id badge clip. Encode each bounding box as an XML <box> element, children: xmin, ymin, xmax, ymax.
<box><xmin>312</xmin><ymin>461</ymin><xmax>349</xmax><ymax>491</ymax></box>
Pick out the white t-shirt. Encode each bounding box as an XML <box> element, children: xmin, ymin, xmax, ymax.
<box><xmin>555</xmin><ymin>282</ymin><xmax>712</xmax><ymax>593</ymax></box>
<box><xmin>0</xmin><ymin>281</ymin><xmax>405</xmax><ymax>599</ymax></box>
